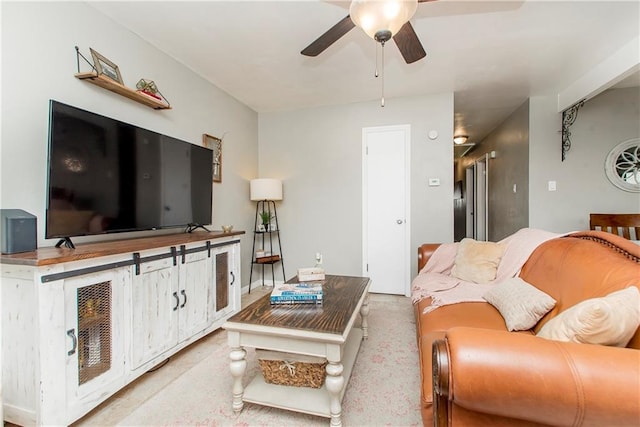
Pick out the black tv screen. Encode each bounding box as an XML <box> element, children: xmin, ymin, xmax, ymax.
<box><xmin>46</xmin><ymin>100</ymin><xmax>213</xmax><ymax>239</ymax></box>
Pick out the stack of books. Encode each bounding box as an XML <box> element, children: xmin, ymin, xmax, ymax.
<box><xmin>270</xmin><ymin>282</ymin><xmax>323</xmax><ymax>305</ymax></box>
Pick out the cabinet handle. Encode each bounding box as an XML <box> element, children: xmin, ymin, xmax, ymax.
<box><xmin>180</xmin><ymin>289</ymin><xmax>187</xmax><ymax>308</ymax></box>
<box><xmin>230</xmin><ymin>271</ymin><xmax>236</xmax><ymax>286</ymax></box>
<box><xmin>172</xmin><ymin>292</ymin><xmax>179</xmax><ymax>311</ymax></box>
<box><xmin>67</xmin><ymin>329</ymin><xmax>77</xmax><ymax>356</ymax></box>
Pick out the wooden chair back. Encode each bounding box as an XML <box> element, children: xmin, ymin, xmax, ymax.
<box><xmin>589</xmin><ymin>213</ymin><xmax>640</xmax><ymax>240</ymax></box>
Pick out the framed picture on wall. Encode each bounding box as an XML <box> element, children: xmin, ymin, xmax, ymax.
<box><xmin>203</xmin><ymin>133</ymin><xmax>223</xmax><ymax>183</ymax></box>
<box><xmin>89</xmin><ymin>48</ymin><xmax>124</xmax><ymax>85</ymax></box>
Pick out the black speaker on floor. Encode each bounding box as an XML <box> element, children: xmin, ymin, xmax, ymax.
<box><xmin>1</xmin><ymin>209</ymin><xmax>37</xmax><ymax>254</ymax></box>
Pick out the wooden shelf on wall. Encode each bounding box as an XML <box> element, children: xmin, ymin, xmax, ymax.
<box><xmin>74</xmin><ymin>72</ymin><xmax>171</xmax><ymax>110</ymax></box>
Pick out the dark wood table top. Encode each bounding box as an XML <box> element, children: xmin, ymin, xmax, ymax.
<box><xmin>227</xmin><ymin>275</ymin><xmax>370</xmax><ymax>335</ymax></box>
<box><xmin>0</xmin><ymin>230</ymin><xmax>244</xmax><ymax>266</ymax></box>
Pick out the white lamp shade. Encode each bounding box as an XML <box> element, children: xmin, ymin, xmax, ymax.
<box><xmin>250</xmin><ymin>179</ymin><xmax>283</xmax><ymax>201</ymax></box>
<box><xmin>350</xmin><ymin>0</ymin><xmax>418</xmax><ymax>40</ymax></box>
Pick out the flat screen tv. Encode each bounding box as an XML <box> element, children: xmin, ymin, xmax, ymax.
<box><xmin>46</xmin><ymin>100</ymin><xmax>213</xmax><ymax>247</ymax></box>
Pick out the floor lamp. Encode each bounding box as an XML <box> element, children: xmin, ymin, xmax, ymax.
<box><xmin>249</xmin><ymin>178</ymin><xmax>285</xmax><ymax>293</ymax></box>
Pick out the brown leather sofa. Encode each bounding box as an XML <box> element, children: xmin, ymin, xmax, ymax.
<box><xmin>414</xmin><ymin>231</ymin><xmax>640</xmax><ymax>426</ymax></box>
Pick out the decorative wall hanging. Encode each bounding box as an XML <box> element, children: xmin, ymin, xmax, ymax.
<box><xmin>605</xmin><ymin>138</ymin><xmax>640</xmax><ymax>193</ymax></box>
<box><xmin>203</xmin><ymin>133</ymin><xmax>223</xmax><ymax>183</ymax></box>
<box><xmin>561</xmin><ymin>99</ymin><xmax>585</xmax><ymax>161</ymax></box>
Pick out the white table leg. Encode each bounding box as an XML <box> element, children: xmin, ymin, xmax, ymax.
<box><xmin>325</xmin><ymin>361</ymin><xmax>345</xmax><ymax>426</ymax></box>
<box><xmin>360</xmin><ymin>294</ymin><xmax>370</xmax><ymax>339</ymax></box>
<box><xmin>229</xmin><ymin>347</ymin><xmax>247</xmax><ymax>414</ymax></box>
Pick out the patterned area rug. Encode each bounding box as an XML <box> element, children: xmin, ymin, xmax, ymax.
<box><xmin>110</xmin><ymin>294</ymin><xmax>421</xmax><ymax>426</ymax></box>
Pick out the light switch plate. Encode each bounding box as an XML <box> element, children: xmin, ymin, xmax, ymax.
<box><xmin>428</xmin><ymin>178</ymin><xmax>440</xmax><ymax>186</ymax></box>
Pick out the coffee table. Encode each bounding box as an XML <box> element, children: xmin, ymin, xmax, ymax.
<box><xmin>223</xmin><ymin>275</ymin><xmax>371</xmax><ymax>427</ymax></box>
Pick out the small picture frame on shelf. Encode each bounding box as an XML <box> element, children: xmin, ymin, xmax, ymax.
<box><xmin>203</xmin><ymin>133</ymin><xmax>222</xmax><ymax>183</ymax></box>
<box><xmin>90</xmin><ymin>48</ymin><xmax>124</xmax><ymax>85</ymax></box>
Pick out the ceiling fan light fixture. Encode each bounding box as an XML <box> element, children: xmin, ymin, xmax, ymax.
<box><xmin>454</xmin><ymin>135</ymin><xmax>469</xmax><ymax>145</ymax></box>
<box><xmin>350</xmin><ymin>0</ymin><xmax>418</xmax><ymax>41</ymax></box>
<box><xmin>374</xmin><ymin>29</ymin><xmax>392</xmax><ymax>43</ymax></box>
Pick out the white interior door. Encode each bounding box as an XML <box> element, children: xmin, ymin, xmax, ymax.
<box><xmin>362</xmin><ymin>125</ymin><xmax>410</xmax><ymax>296</ymax></box>
<box><xmin>474</xmin><ymin>155</ymin><xmax>489</xmax><ymax>241</ymax></box>
<box><xmin>465</xmin><ymin>166</ymin><xmax>475</xmax><ymax>238</ymax></box>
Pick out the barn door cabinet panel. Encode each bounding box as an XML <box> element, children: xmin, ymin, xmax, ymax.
<box><xmin>1</xmin><ymin>231</ymin><xmax>243</xmax><ymax>426</ymax></box>
<box><xmin>130</xmin><ymin>255</ymin><xmax>180</xmax><ymax>370</ymax></box>
<box><xmin>129</xmin><ymin>240</ymin><xmax>242</xmax><ymax>372</ymax></box>
<box><xmin>212</xmin><ymin>242</ymin><xmax>240</xmax><ymax>320</ymax></box>
<box><xmin>1</xmin><ymin>262</ymin><xmax>128</xmax><ymax>426</ymax></box>
<box><xmin>64</xmin><ymin>269</ymin><xmax>129</xmax><ymax>423</ymax></box>
<box><xmin>178</xmin><ymin>249</ymin><xmax>211</xmax><ymax>343</ymax></box>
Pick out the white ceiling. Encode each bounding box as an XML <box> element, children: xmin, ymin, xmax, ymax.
<box><xmin>90</xmin><ymin>0</ymin><xmax>639</xmax><ymax>145</ymax></box>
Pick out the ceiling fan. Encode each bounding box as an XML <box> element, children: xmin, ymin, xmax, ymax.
<box><xmin>301</xmin><ymin>0</ymin><xmax>437</xmax><ymax>64</ymax></box>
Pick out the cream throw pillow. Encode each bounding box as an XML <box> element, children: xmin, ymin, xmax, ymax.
<box><xmin>483</xmin><ymin>277</ymin><xmax>557</xmax><ymax>331</ymax></box>
<box><xmin>451</xmin><ymin>238</ymin><xmax>506</xmax><ymax>283</ymax></box>
<box><xmin>537</xmin><ymin>287</ymin><xmax>640</xmax><ymax>347</ymax></box>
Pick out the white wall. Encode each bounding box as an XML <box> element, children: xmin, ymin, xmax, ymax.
<box><xmin>258</xmin><ymin>93</ymin><xmax>454</xmax><ymax>279</ymax></box>
<box><xmin>0</xmin><ymin>2</ymin><xmax>259</xmax><ymax>284</ymax></box>
<box><xmin>529</xmin><ymin>87</ymin><xmax>640</xmax><ymax>233</ymax></box>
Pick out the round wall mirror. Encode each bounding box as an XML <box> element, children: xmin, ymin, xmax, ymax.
<box><xmin>605</xmin><ymin>138</ymin><xmax>640</xmax><ymax>193</ymax></box>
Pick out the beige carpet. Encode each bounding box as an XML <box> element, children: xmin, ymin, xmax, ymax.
<box><xmin>75</xmin><ymin>293</ymin><xmax>422</xmax><ymax>427</ymax></box>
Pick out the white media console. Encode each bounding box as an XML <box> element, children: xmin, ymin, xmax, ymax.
<box><xmin>1</xmin><ymin>231</ymin><xmax>243</xmax><ymax>426</ymax></box>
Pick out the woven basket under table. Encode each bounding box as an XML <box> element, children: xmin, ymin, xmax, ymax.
<box><xmin>256</xmin><ymin>350</ymin><xmax>328</xmax><ymax>388</ymax></box>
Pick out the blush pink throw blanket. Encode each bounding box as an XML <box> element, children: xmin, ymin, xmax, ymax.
<box><xmin>411</xmin><ymin>228</ymin><xmax>563</xmax><ymax>314</ymax></box>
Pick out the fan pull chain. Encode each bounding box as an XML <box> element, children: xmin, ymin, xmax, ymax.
<box><xmin>375</xmin><ymin>42</ymin><xmax>379</xmax><ymax>78</ymax></box>
<box><xmin>380</xmin><ymin>40</ymin><xmax>385</xmax><ymax>107</ymax></box>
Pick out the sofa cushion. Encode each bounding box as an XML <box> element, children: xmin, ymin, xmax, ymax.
<box><xmin>414</xmin><ymin>299</ymin><xmax>527</xmax><ymax>405</ymax></box>
<box><xmin>451</xmin><ymin>238</ymin><xmax>506</xmax><ymax>283</ymax></box>
<box><xmin>417</xmin><ymin>300</ymin><xmax>512</xmax><ymax>335</ymax></box>
<box><xmin>537</xmin><ymin>287</ymin><xmax>640</xmax><ymax>347</ymax></box>
<box><xmin>483</xmin><ymin>277</ymin><xmax>556</xmax><ymax>331</ymax></box>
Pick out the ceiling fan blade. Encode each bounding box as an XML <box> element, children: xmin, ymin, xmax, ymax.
<box><xmin>301</xmin><ymin>15</ymin><xmax>355</xmax><ymax>57</ymax></box>
<box><xmin>393</xmin><ymin>21</ymin><xmax>426</xmax><ymax>64</ymax></box>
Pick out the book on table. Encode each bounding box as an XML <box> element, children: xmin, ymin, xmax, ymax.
<box><xmin>270</xmin><ymin>296</ymin><xmax>322</xmax><ymax>305</ymax></box>
<box><xmin>270</xmin><ymin>282</ymin><xmax>323</xmax><ymax>304</ymax></box>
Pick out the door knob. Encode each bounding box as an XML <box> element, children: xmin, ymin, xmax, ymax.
<box><xmin>396</xmin><ymin>219</ymin><xmax>404</xmax><ymax>224</ymax></box>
